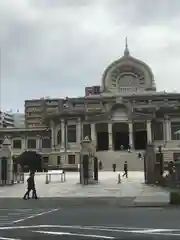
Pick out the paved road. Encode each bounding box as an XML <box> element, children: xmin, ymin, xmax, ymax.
<box><xmin>0</xmin><ymin>207</ymin><xmax>180</xmax><ymax>239</ymax></box>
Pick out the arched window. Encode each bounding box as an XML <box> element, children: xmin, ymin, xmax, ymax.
<box><xmin>57</xmin><ymin>130</ymin><xmax>61</xmax><ymax>144</ymax></box>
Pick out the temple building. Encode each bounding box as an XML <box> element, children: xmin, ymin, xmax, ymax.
<box><xmin>1</xmin><ymin>41</ymin><xmax>180</xmax><ymax>170</ymax></box>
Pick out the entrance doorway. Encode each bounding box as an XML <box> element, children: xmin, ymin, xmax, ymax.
<box><xmin>112</xmin><ymin>123</ymin><xmax>129</xmax><ymax>150</ymax></box>
<box><xmin>96</xmin><ymin>123</ymin><xmax>109</xmax><ymax>151</ymax></box>
<box><xmin>97</xmin><ymin>132</ymin><xmax>109</xmax><ymax>151</ymax></box>
<box><xmin>133</xmin><ymin>123</ymin><xmax>147</xmax><ymax>150</ymax></box>
<box><xmin>134</xmin><ymin>131</ymin><xmax>147</xmax><ymax>150</ymax></box>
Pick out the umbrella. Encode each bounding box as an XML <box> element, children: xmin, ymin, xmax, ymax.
<box><xmin>15</xmin><ymin>151</ymin><xmax>42</xmax><ymax>171</ymax></box>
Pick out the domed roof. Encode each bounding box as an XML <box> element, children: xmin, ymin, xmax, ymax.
<box><xmin>101</xmin><ymin>38</ymin><xmax>156</xmax><ymax>93</ymax></box>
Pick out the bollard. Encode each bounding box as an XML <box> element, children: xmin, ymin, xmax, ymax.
<box><xmin>22</xmin><ymin>173</ymin><xmax>24</xmax><ymax>183</ymax></box>
<box><xmin>45</xmin><ymin>173</ymin><xmax>49</xmax><ymax>184</ymax></box>
<box><xmin>117</xmin><ymin>173</ymin><xmax>121</xmax><ymax>184</ymax></box>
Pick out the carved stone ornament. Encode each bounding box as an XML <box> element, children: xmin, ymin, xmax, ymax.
<box><xmin>84</xmin><ymin>136</ymin><xmax>90</xmax><ymax>141</ymax></box>
<box><xmin>3</xmin><ymin>137</ymin><xmax>11</xmax><ymax>146</ymax></box>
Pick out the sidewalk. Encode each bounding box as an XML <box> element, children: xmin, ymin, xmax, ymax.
<box><xmin>0</xmin><ymin>171</ymin><xmax>170</xmax><ymax>208</ymax></box>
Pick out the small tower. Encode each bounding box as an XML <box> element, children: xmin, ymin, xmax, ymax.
<box><xmin>124</xmin><ymin>37</ymin><xmax>130</xmax><ymax>57</ymax></box>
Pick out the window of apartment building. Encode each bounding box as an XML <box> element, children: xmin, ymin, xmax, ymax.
<box><xmin>57</xmin><ymin>130</ymin><xmax>61</xmax><ymax>144</ymax></box>
<box><xmin>57</xmin><ymin>156</ymin><xmax>61</xmax><ymax>165</ymax></box>
<box><xmin>27</xmin><ymin>139</ymin><xmax>36</xmax><ymax>149</ymax></box>
<box><xmin>42</xmin><ymin>138</ymin><xmax>51</xmax><ymax>148</ymax></box>
<box><xmin>68</xmin><ymin>155</ymin><xmax>75</xmax><ymax>164</ymax></box>
<box><xmin>13</xmin><ymin>139</ymin><xmax>22</xmax><ymax>149</ymax></box>
<box><xmin>67</xmin><ymin>125</ymin><xmax>76</xmax><ymax>143</ymax></box>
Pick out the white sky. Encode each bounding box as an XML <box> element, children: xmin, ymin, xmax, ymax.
<box><xmin>1</xmin><ymin>0</ymin><xmax>180</xmax><ymax>112</ymax></box>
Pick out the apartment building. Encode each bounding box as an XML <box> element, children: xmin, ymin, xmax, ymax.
<box><xmin>25</xmin><ymin>98</ymin><xmax>64</xmax><ymax>128</ymax></box>
<box><xmin>0</xmin><ymin>111</ymin><xmax>14</xmax><ymax>128</ymax></box>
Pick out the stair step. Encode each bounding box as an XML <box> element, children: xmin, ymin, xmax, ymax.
<box><xmin>96</xmin><ymin>151</ymin><xmax>144</xmax><ymax>171</ymax></box>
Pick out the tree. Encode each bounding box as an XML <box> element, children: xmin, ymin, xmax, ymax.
<box><xmin>15</xmin><ymin>151</ymin><xmax>42</xmax><ymax>172</ymax></box>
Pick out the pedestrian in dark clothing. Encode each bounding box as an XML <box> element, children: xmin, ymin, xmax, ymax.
<box><xmin>138</xmin><ymin>152</ymin><xmax>142</xmax><ymax>160</ymax></box>
<box><xmin>123</xmin><ymin>161</ymin><xmax>128</xmax><ymax>178</ymax></box>
<box><xmin>99</xmin><ymin>160</ymin><xmax>102</xmax><ymax>170</ymax></box>
<box><xmin>112</xmin><ymin>163</ymin><xmax>116</xmax><ymax>172</ymax></box>
<box><xmin>23</xmin><ymin>172</ymin><xmax>38</xmax><ymax>200</ymax></box>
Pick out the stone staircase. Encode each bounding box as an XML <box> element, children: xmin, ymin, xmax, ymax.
<box><xmin>163</xmin><ymin>150</ymin><xmax>173</xmax><ymax>163</ymax></box>
<box><xmin>96</xmin><ymin>151</ymin><xmax>144</xmax><ymax>171</ymax></box>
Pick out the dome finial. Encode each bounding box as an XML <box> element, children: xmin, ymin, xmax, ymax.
<box><xmin>124</xmin><ymin>37</ymin><xmax>130</xmax><ymax>57</ymax></box>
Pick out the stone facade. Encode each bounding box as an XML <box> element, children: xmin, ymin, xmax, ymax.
<box><xmin>1</xmin><ymin>44</ymin><xmax>180</xmax><ymax>170</ymax></box>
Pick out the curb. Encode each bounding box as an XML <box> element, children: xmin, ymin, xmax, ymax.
<box><xmin>0</xmin><ymin>197</ymin><xmax>170</xmax><ymax>209</ymax></box>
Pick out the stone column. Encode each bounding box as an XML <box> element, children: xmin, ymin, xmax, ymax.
<box><xmin>91</xmin><ymin>123</ymin><xmax>96</xmax><ymax>147</ymax></box>
<box><xmin>165</xmin><ymin>116</ymin><xmax>171</xmax><ymax>141</ymax></box>
<box><xmin>76</xmin><ymin>118</ymin><xmax>81</xmax><ymax>144</ymax></box>
<box><xmin>128</xmin><ymin>121</ymin><xmax>133</xmax><ymax>148</ymax></box>
<box><xmin>108</xmin><ymin>123</ymin><xmax>113</xmax><ymax>150</ymax></box>
<box><xmin>61</xmin><ymin>119</ymin><xmax>65</xmax><ymax>149</ymax></box>
<box><xmin>169</xmin><ymin>121</ymin><xmax>172</xmax><ymax>140</ymax></box>
<box><xmin>81</xmin><ymin>124</ymin><xmax>84</xmax><ymax>141</ymax></box>
<box><xmin>146</xmin><ymin>120</ymin><xmax>152</xmax><ymax>143</ymax></box>
<box><xmin>80</xmin><ymin>138</ymin><xmax>96</xmax><ymax>185</ymax></box>
<box><xmin>23</xmin><ymin>136</ymin><xmax>27</xmax><ymax>150</ymax></box>
<box><xmin>36</xmin><ymin>135</ymin><xmax>41</xmax><ymax>150</ymax></box>
<box><xmin>50</xmin><ymin>120</ymin><xmax>55</xmax><ymax>150</ymax></box>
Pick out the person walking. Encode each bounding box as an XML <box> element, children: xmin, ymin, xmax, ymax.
<box><xmin>23</xmin><ymin>172</ymin><xmax>38</xmax><ymax>200</ymax></box>
<box><xmin>112</xmin><ymin>163</ymin><xmax>116</xmax><ymax>172</ymax></box>
<box><xmin>122</xmin><ymin>161</ymin><xmax>128</xmax><ymax>178</ymax></box>
<box><xmin>99</xmin><ymin>160</ymin><xmax>102</xmax><ymax>170</ymax></box>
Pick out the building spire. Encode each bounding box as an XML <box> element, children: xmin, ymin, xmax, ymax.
<box><xmin>124</xmin><ymin>37</ymin><xmax>130</xmax><ymax>57</ymax></box>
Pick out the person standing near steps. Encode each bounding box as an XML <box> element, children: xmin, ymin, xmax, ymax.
<box><xmin>122</xmin><ymin>161</ymin><xmax>128</xmax><ymax>178</ymax></box>
<box><xmin>23</xmin><ymin>172</ymin><xmax>38</xmax><ymax>200</ymax></box>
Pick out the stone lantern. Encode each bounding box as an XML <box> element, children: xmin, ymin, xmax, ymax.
<box><xmin>79</xmin><ymin>136</ymin><xmax>96</xmax><ymax>185</ymax></box>
<box><xmin>0</xmin><ymin>137</ymin><xmax>13</xmax><ymax>185</ymax></box>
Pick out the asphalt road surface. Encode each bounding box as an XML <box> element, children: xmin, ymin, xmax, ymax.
<box><xmin>0</xmin><ymin>207</ymin><xmax>180</xmax><ymax>239</ymax></box>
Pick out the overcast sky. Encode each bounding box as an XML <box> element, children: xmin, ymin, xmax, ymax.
<box><xmin>1</xmin><ymin>0</ymin><xmax>180</xmax><ymax>112</ymax></box>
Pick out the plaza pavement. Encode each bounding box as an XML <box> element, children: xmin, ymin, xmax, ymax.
<box><xmin>0</xmin><ymin>171</ymin><xmax>170</xmax><ymax>208</ymax></box>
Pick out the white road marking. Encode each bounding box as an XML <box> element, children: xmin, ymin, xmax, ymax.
<box><xmin>0</xmin><ymin>224</ymin><xmax>179</xmax><ymax>237</ymax></box>
<box><xmin>131</xmin><ymin>229</ymin><xmax>172</xmax><ymax>233</ymax></box>
<box><xmin>0</xmin><ymin>209</ymin><xmax>58</xmax><ymax>226</ymax></box>
<box><xmin>149</xmin><ymin>232</ymin><xmax>180</xmax><ymax>236</ymax></box>
<box><xmin>89</xmin><ymin>225</ymin><xmax>153</xmax><ymax>230</ymax></box>
<box><xmin>0</xmin><ymin>209</ymin><xmax>32</xmax><ymax>211</ymax></box>
<box><xmin>0</xmin><ymin>237</ymin><xmax>20</xmax><ymax>240</ymax></box>
<box><xmin>0</xmin><ymin>224</ymin><xmax>170</xmax><ymax>231</ymax></box>
<box><xmin>13</xmin><ymin>209</ymin><xmax>59</xmax><ymax>223</ymax></box>
<box><xmin>33</xmin><ymin>230</ymin><xmax>115</xmax><ymax>239</ymax></box>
